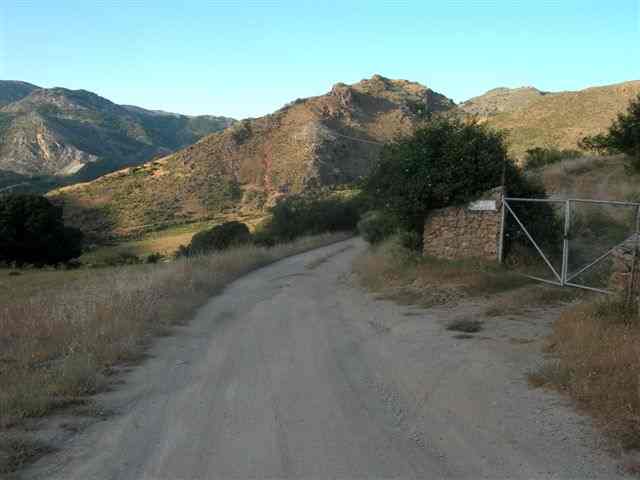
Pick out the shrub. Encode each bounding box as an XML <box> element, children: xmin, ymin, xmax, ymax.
<box><xmin>251</xmin><ymin>222</ymin><xmax>277</xmax><ymax>247</ymax></box>
<box><xmin>523</xmin><ymin>147</ymin><xmax>583</xmax><ymax>170</ymax></box>
<box><xmin>174</xmin><ymin>244</ymin><xmax>190</xmax><ymax>258</ymax></box>
<box><xmin>0</xmin><ymin>194</ymin><xmax>83</xmax><ymax>266</ymax></box>
<box><xmin>363</xmin><ymin>117</ymin><xmax>558</xmax><ymax>259</ymax></box>
<box><xmin>397</xmin><ymin>230</ymin><xmax>422</xmax><ymax>251</ymax></box>
<box><xmin>188</xmin><ymin>221</ymin><xmax>251</xmax><ymax>254</ymax></box>
<box><xmin>145</xmin><ymin>252</ymin><xmax>164</xmax><ymax>264</ymax></box>
<box><xmin>363</xmin><ymin>117</ymin><xmax>551</xmax><ymax>243</ymax></box>
<box><xmin>357</xmin><ymin>210</ymin><xmax>399</xmax><ymax>244</ymax></box>
<box><xmin>102</xmin><ymin>252</ymin><xmax>142</xmax><ymax>266</ymax></box>
<box><xmin>580</xmin><ymin>93</ymin><xmax>640</xmax><ymax>171</ymax></box>
<box><xmin>363</xmin><ymin>117</ymin><xmax>513</xmax><ymax>233</ymax></box>
<box><xmin>259</xmin><ymin>193</ymin><xmax>360</xmax><ymax>243</ymax></box>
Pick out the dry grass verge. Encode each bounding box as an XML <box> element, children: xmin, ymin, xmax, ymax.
<box><xmin>484</xmin><ymin>285</ymin><xmax>585</xmax><ymax>317</ymax></box>
<box><xmin>0</xmin><ymin>232</ymin><xmax>350</xmax><ymax>473</ymax></box>
<box><xmin>529</xmin><ymin>297</ymin><xmax>640</xmax><ymax>450</ymax></box>
<box><xmin>352</xmin><ymin>236</ymin><xmax>529</xmax><ymax>307</ymax></box>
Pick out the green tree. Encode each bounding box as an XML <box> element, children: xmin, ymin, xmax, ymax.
<box><xmin>363</xmin><ymin>117</ymin><xmax>510</xmax><ymax>233</ymax></box>
<box><xmin>0</xmin><ymin>194</ymin><xmax>83</xmax><ymax>266</ymax></box>
<box><xmin>523</xmin><ymin>147</ymin><xmax>582</xmax><ymax>170</ymax></box>
<box><xmin>188</xmin><ymin>221</ymin><xmax>251</xmax><ymax>254</ymax></box>
<box><xmin>255</xmin><ymin>192</ymin><xmax>361</xmax><ymax>244</ymax></box>
<box><xmin>363</xmin><ymin>117</ymin><xmax>558</xmax><ymax>254</ymax></box>
<box><xmin>580</xmin><ymin>93</ymin><xmax>640</xmax><ymax>170</ymax></box>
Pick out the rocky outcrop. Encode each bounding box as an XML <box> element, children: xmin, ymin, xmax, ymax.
<box><xmin>0</xmin><ymin>113</ymin><xmax>99</xmax><ymax>175</ymax></box>
<box><xmin>0</xmin><ymin>84</ymin><xmax>235</xmax><ymax>179</ymax></box>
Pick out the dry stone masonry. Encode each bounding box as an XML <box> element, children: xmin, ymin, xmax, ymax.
<box><xmin>423</xmin><ymin>187</ymin><xmax>503</xmax><ymax>261</ymax></box>
<box><xmin>610</xmin><ymin>235</ymin><xmax>640</xmax><ymax>293</ymax></box>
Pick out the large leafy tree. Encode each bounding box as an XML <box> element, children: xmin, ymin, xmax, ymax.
<box><xmin>0</xmin><ymin>194</ymin><xmax>83</xmax><ymax>266</ymax></box>
<box><xmin>364</xmin><ymin>118</ymin><xmax>512</xmax><ymax>231</ymax></box>
<box><xmin>580</xmin><ymin>93</ymin><xmax>640</xmax><ymax>170</ymax></box>
<box><xmin>188</xmin><ymin>221</ymin><xmax>251</xmax><ymax>254</ymax></box>
<box><xmin>363</xmin><ymin>117</ymin><xmax>557</xmax><ymax>252</ymax></box>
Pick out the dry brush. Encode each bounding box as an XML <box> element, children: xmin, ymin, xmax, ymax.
<box><xmin>0</xmin><ymin>233</ymin><xmax>349</xmax><ymax>432</ymax></box>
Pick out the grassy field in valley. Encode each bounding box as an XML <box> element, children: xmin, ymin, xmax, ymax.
<box><xmin>80</xmin><ymin>213</ymin><xmax>268</xmax><ymax>265</ymax></box>
<box><xmin>0</xmin><ymin>232</ymin><xmax>350</xmax><ymax>474</ymax></box>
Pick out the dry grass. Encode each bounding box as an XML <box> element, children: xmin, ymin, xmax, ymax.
<box><xmin>0</xmin><ymin>436</ymin><xmax>55</xmax><ymax>474</ymax></box>
<box><xmin>529</xmin><ymin>297</ymin><xmax>640</xmax><ymax>450</ymax></box>
<box><xmin>352</xmin><ymin>236</ymin><xmax>529</xmax><ymax>307</ymax></box>
<box><xmin>535</xmin><ymin>154</ymin><xmax>636</xmax><ymax>201</ymax></box>
<box><xmin>0</xmin><ymin>232</ymin><xmax>349</xmax><ymax>473</ymax></box>
<box><xmin>484</xmin><ymin>285</ymin><xmax>584</xmax><ymax>317</ymax></box>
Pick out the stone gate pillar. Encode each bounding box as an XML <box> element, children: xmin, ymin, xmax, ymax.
<box><xmin>423</xmin><ymin>187</ymin><xmax>504</xmax><ymax>261</ymax></box>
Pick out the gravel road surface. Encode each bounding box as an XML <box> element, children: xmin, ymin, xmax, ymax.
<box><xmin>20</xmin><ymin>238</ymin><xmax>628</xmax><ymax>479</ymax></box>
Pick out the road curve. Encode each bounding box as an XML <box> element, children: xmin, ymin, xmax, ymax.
<box><xmin>22</xmin><ymin>238</ymin><xmax>627</xmax><ymax>479</ymax></box>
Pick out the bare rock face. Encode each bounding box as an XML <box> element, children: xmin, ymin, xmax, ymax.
<box><xmin>330</xmin><ymin>83</ymin><xmax>355</xmax><ymax>109</ymax></box>
<box><xmin>0</xmin><ymin>85</ymin><xmax>235</xmax><ymax>179</ymax></box>
<box><xmin>0</xmin><ymin>113</ymin><xmax>98</xmax><ymax>175</ymax></box>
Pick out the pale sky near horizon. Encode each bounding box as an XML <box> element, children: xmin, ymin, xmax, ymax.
<box><xmin>1</xmin><ymin>1</ymin><xmax>638</xmax><ymax>119</ymax></box>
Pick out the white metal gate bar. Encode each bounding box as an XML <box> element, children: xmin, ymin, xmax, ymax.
<box><xmin>502</xmin><ymin>196</ymin><xmax>640</xmax><ymax>295</ymax></box>
<box><xmin>565</xmin><ymin>237</ymin><xmax>631</xmax><ymax>282</ymax></box>
<box><xmin>502</xmin><ymin>200</ymin><xmax>563</xmax><ymax>284</ymax></box>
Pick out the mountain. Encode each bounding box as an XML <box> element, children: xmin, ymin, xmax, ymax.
<box><xmin>0</xmin><ymin>83</ymin><xmax>235</xmax><ymax>180</ymax></box>
<box><xmin>49</xmin><ymin>76</ymin><xmax>640</xmax><ymax>240</ymax></box>
<box><xmin>459</xmin><ymin>86</ymin><xmax>553</xmax><ymax>116</ymax></box>
<box><xmin>461</xmin><ymin>81</ymin><xmax>640</xmax><ymax>159</ymax></box>
<box><xmin>49</xmin><ymin>75</ymin><xmax>455</xmax><ymax>239</ymax></box>
<box><xmin>0</xmin><ymin>80</ymin><xmax>40</xmax><ymax>107</ymax></box>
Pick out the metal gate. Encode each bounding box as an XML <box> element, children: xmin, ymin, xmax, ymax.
<box><xmin>501</xmin><ymin>197</ymin><xmax>640</xmax><ymax>295</ymax></box>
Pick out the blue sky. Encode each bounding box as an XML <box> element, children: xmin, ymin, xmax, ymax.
<box><xmin>1</xmin><ymin>1</ymin><xmax>638</xmax><ymax>119</ymax></box>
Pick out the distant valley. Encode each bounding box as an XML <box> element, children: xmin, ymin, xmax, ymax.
<box><xmin>0</xmin><ymin>80</ymin><xmax>235</xmax><ymax>189</ymax></box>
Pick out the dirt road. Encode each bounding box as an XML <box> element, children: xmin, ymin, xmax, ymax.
<box><xmin>21</xmin><ymin>239</ymin><xmax>627</xmax><ymax>479</ymax></box>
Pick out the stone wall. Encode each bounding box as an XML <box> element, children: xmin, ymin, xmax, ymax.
<box><xmin>610</xmin><ymin>237</ymin><xmax>640</xmax><ymax>293</ymax></box>
<box><xmin>423</xmin><ymin>187</ymin><xmax>503</xmax><ymax>261</ymax></box>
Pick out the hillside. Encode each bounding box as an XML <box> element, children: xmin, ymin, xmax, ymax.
<box><xmin>460</xmin><ymin>86</ymin><xmax>553</xmax><ymax>116</ymax></box>
<box><xmin>462</xmin><ymin>81</ymin><xmax>640</xmax><ymax>159</ymax></box>
<box><xmin>0</xmin><ymin>80</ymin><xmax>40</xmax><ymax>107</ymax></box>
<box><xmin>50</xmin><ymin>75</ymin><xmax>455</xmax><ymax>239</ymax></box>
<box><xmin>0</xmin><ymin>84</ymin><xmax>235</xmax><ymax>180</ymax></box>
